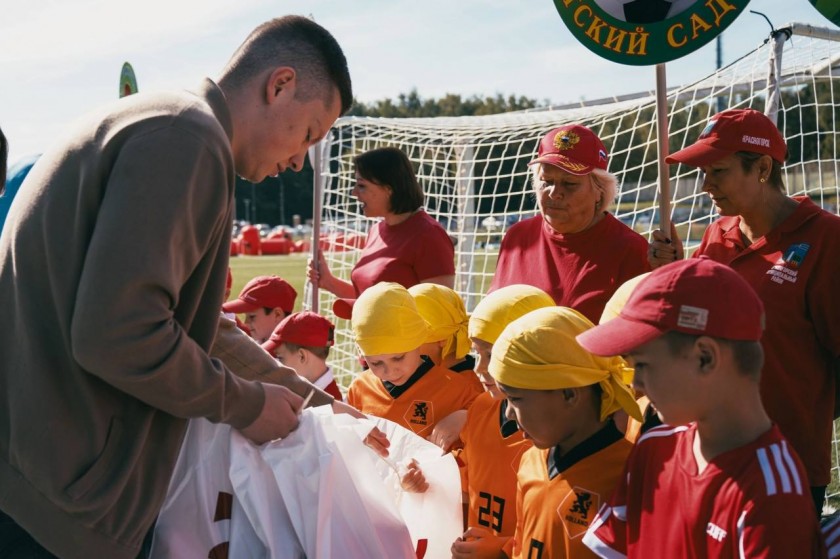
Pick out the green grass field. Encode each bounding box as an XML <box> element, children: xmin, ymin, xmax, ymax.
<box><xmin>228</xmin><ymin>254</ymin><xmax>310</xmax><ymax>311</ymax></box>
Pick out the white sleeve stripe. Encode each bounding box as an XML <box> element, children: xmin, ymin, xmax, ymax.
<box><xmin>737</xmin><ymin>510</ymin><xmax>747</xmax><ymax>559</ymax></box>
<box><xmin>756</xmin><ymin>448</ymin><xmax>777</xmax><ymax>496</ymax></box>
<box><xmin>583</xmin><ymin>530</ymin><xmax>628</xmax><ymax>559</ymax></box>
<box><xmin>636</xmin><ymin>424</ymin><xmax>689</xmax><ymax>445</ymax></box>
<box><xmin>769</xmin><ymin>444</ymin><xmax>792</xmax><ymax>494</ymax></box>
<box><xmin>823</xmin><ymin>520</ymin><xmax>840</xmax><ymax>545</ymax></box>
<box><xmin>780</xmin><ymin>440</ymin><xmax>804</xmax><ymax>495</ymax></box>
<box><xmin>613</xmin><ymin>505</ymin><xmax>627</xmax><ymax>522</ymax></box>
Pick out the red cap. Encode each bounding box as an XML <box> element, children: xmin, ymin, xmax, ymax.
<box><xmin>666</xmin><ymin>109</ymin><xmax>787</xmax><ymax>167</ymax></box>
<box><xmin>332</xmin><ymin>297</ymin><xmax>356</xmax><ymax>320</ymax></box>
<box><xmin>529</xmin><ymin>124</ymin><xmax>608</xmax><ymax>176</ymax></box>
<box><xmin>261</xmin><ymin>311</ymin><xmax>335</xmax><ymax>355</ymax></box>
<box><xmin>576</xmin><ymin>258</ymin><xmax>764</xmax><ymax>357</ymax></box>
<box><xmin>221</xmin><ymin>275</ymin><xmax>297</xmax><ymax>314</ymax></box>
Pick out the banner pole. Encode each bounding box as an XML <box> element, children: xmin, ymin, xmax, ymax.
<box><xmin>655</xmin><ymin>63</ymin><xmax>671</xmax><ymax>235</ymax></box>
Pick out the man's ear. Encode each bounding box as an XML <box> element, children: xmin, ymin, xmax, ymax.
<box><xmin>265</xmin><ymin>67</ymin><xmax>296</xmax><ymax>103</ymax></box>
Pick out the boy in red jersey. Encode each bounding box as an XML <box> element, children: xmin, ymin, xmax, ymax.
<box><xmin>222</xmin><ymin>275</ymin><xmax>297</xmax><ymax>343</ymax></box>
<box><xmin>577</xmin><ymin>258</ymin><xmax>825</xmax><ymax>558</ymax></box>
<box><xmin>261</xmin><ymin>311</ymin><xmax>343</xmax><ymax>401</ymax></box>
<box><xmin>487</xmin><ymin>306</ymin><xmax>641</xmax><ymax>559</ymax></box>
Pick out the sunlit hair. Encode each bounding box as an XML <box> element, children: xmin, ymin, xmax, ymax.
<box><xmin>221</xmin><ymin>15</ymin><xmax>353</xmax><ymax>114</ymax></box>
<box><xmin>735</xmin><ymin>151</ymin><xmax>786</xmax><ymax>193</ymax></box>
<box><xmin>530</xmin><ymin>163</ymin><xmax>618</xmax><ymax>212</ymax></box>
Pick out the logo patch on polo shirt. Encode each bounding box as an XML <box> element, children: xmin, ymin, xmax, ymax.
<box><xmin>767</xmin><ymin>242</ymin><xmax>810</xmax><ymax>284</ymax></box>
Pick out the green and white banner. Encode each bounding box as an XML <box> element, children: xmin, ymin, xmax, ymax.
<box><xmin>552</xmin><ymin>0</ymin><xmax>750</xmax><ymax>65</ymax></box>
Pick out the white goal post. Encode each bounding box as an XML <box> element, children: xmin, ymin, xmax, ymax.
<box><xmin>307</xmin><ymin>21</ymin><xmax>840</xmax><ymax>504</ymax></box>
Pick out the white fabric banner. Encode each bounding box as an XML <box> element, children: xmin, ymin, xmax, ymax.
<box><xmin>152</xmin><ymin>406</ymin><xmax>462</xmax><ymax>559</ymax></box>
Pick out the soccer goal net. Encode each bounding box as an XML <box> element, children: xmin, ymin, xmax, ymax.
<box><xmin>309</xmin><ymin>21</ymin><xmax>840</xmax><ymax>505</ymax></box>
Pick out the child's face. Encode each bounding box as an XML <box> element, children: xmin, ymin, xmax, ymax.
<box><xmin>499</xmin><ymin>383</ymin><xmax>574</xmax><ymax>450</ymax></box>
<box><xmin>471</xmin><ymin>338</ymin><xmax>502</xmax><ymax>399</ymax></box>
<box><xmin>625</xmin><ymin>336</ymin><xmax>701</xmax><ymax>426</ymax></box>
<box><xmin>245</xmin><ymin>308</ymin><xmax>286</xmax><ymax>344</ymax></box>
<box><xmin>273</xmin><ymin>344</ymin><xmax>305</xmax><ymax>372</ymax></box>
<box><xmin>364</xmin><ymin>348</ymin><xmax>425</xmax><ymax>386</ymax></box>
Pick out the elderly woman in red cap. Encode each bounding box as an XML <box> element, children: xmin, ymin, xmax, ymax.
<box><xmin>649</xmin><ymin>108</ymin><xmax>840</xmax><ymax>513</ymax></box>
<box><xmin>489</xmin><ymin>124</ymin><xmax>650</xmax><ymax>323</ymax></box>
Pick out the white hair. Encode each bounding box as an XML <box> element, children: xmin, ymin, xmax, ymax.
<box><xmin>530</xmin><ymin>164</ymin><xmax>618</xmax><ymax>213</ymax></box>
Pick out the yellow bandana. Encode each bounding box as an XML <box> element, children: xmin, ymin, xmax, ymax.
<box><xmin>599</xmin><ymin>273</ymin><xmax>649</xmax><ymax>385</ymax></box>
<box><xmin>352</xmin><ymin>282</ymin><xmax>431</xmax><ymax>356</ymax></box>
<box><xmin>408</xmin><ymin>284</ymin><xmax>470</xmax><ymax>360</ymax></box>
<box><xmin>469</xmin><ymin>285</ymin><xmax>555</xmax><ymax>345</ymax></box>
<box><xmin>489</xmin><ymin>306</ymin><xmax>641</xmax><ymax>421</ymax></box>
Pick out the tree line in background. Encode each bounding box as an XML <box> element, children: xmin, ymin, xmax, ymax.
<box><xmin>235</xmin><ymin>89</ymin><xmax>543</xmax><ymax>226</ymax></box>
<box><xmin>237</xmin><ymin>81</ymin><xmax>840</xmax><ymax>227</ymax></box>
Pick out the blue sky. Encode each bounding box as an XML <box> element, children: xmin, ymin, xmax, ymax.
<box><xmin>0</xmin><ymin>0</ymin><xmax>832</xmax><ymax>164</ymax></box>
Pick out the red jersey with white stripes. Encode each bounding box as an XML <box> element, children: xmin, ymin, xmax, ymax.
<box><xmin>821</xmin><ymin>514</ymin><xmax>840</xmax><ymax>559</ymax></box>
<box><xmin>583</xmin><ymin>423</ymin><xmax>825</xmax><ymax>559</ymax></box>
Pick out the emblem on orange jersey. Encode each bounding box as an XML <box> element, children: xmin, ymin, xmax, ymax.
<box><xmin>559</xmin><ymin>487</ymin><xmax>600</xmax><ymax>539</ymax></box>
<box><xmin>554</xmin><ymin>130</ymin><xmax>580</xmax><ymax>151</ymax></box>
<box><xmin>405</xmin><ymin>400</ymin><xmax>434</xmax><ymax>434</ymax></box>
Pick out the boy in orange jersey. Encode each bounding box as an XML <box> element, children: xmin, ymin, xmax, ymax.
<box><xmin>347</xmin><ymin>282</ymin><xmax>482</xmax><ymax>489</ymax></box>
<box><xmin>449</xmin><ymin>285</ymin><xmax>555</xmax><ymax>559</ymax></box>
<box><xmin>597</xmin><ymin>273</ymin><xmax>661</xmax><ymax>443</ymax></box>
<box><xmin>409</xmin><ymin>283</ymin><xmax>482</xmax><ymax>392</ymax></box>
<box><xmin>491</xmin><ymin>306</ymin><xmax>641</xmax><ymax>559</ymax></box>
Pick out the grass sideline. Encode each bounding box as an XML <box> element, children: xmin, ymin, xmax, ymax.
<box><xmin>228</xmin><ymin>254</ymin><xmax>310</xmax><ymax>312</ymax></box>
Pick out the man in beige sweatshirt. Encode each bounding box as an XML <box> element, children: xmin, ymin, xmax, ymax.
<box><xmin>0</xmin><ymin>16</ymin><xmax>353</xmax><ymax>559</ymax></box>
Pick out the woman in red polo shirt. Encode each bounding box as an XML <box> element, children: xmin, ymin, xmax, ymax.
<box><xmin>308</xmin><ymin>147</ymin><xmax>455</xmax><ymax>319</ymax></box>
<box><xmin>649</xmin><ymin>108</ymin><xmax>840</xmax><ymax>513</ymax></box>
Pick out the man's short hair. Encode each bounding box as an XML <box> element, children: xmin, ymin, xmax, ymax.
<box><xmin>663</xmin><ymin>331</ymin><xmax>764</xmax><ymax>378</ymax></box>
<box><xmin>222</xmin><ymin>15</ymin><xmax>352</xmax><ymax>114</ymax></box>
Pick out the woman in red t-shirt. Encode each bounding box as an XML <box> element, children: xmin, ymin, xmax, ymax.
<box><xmin>489</xmin><ymin>124</ymin><xmax>650</xmax><ymax>323</ymax></box>
<box><xmin>308</xmin><ymin>147</ymin><xmax>455</xmax><ymax>319</ymax></box>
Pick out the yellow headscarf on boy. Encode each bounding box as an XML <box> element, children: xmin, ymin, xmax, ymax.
<box><xmin>352</xmin><ymin>282</ymin><xmax>431</xmax><ymax>356</ymax></box>
<box><xmin>599</xmin><ymin>273</ymin><xmax>649</xmax><ymax>385</ymax></box>
<box><xmin>489</xmin><ymin>306</ymin><xmax>642</xmax><ymax>421</ymax></box>
<box><xmin>468</xmin><ymin>285</ymin><xmax>555</xmax><ymax>345</ymax></box>
<box><xmin>408</xmin><ymin>284</ymin><xmax>470</xmax><ymax>360</ymax></box>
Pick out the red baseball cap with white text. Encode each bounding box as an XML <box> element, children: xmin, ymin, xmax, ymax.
<box><xmin>529</xmin><ymin>124</ymin><xmax>609</xmax><ymax>176</ymax></box>
<box><xmin>261</xmin><ymin>311</ymin><xmax>335</xmax><ymax>355</ymax></box>
<box><xmin>666</xmin><ymin>109</ymin><xmax>787</xmax><ymax>167</ymax></box>
<box><xmin>222</xmin><ymin>275</ymin><xmax>297</xmax><ymax>314</ymax></box>
<box><xmin>576</xmin><ymin>258</ymin><xmax>764</xmax><ymax>357</ymax></box>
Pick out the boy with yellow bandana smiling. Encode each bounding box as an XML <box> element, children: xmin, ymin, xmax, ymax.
<box><xmin>489</xmin><ymin>306</ymin><xmax>641</xmax><ymax>559</ymax></box>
